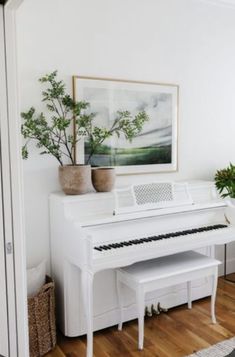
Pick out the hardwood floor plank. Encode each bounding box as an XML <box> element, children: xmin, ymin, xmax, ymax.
<box><xmin>155</xmin><ymin>313</ymin><xmax>210</xmax><ymax>354</ymax></box>
<box><xmin>173</xmin><ymin>306</ymin><xmax>232</xmax><ymax>342</ymax></box>
<box><xmin>44</xmin><ymin>346</ymin><xmax>65</xmax><ymax>357</ymax></box>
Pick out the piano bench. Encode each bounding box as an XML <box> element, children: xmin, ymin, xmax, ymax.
<box><xmin>116</xmin><ymin>250</ymin><xmax>221</xmax><ymax>350</ymax></box>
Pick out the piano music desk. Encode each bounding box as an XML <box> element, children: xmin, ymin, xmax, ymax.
<box><xmin>116</xmin><ymin>251</ymin><xmax>221</xmax><ymax>350</ymax></box>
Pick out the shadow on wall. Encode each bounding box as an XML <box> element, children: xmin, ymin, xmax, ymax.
<box><xmin>23</xmin><ymin>161</ymin><xmax>60</xmax><ymax>272</ymax></box>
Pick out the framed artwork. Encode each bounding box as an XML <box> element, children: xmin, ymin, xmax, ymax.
<box><xmin>73</xmin><ymin>76</ymin><xmax>179</xmax><ymax>175</ymax></box>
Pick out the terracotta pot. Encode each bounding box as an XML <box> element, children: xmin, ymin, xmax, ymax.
<box><xmin>92</xmin><ymin>167</ymin><xmax>116</xmax><ymax>192</ymax></box>
<box><xmin>59</xmin><ymin>165</ymin><xmax>92</xmax><ymax>195</ymax></box>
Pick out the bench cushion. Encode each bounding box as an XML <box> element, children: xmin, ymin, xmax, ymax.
<box><xmin>118</xmin><ymin>251</ymin><xmax>221</xmax><ymax>284</ymax></box>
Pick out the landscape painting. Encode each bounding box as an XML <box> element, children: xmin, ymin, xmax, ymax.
<box><xmin>73</xmin><ymin>77</ymin><xmax>178</xmax><ymax>174</ymax></box>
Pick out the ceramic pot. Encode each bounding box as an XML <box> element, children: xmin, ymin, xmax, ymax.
<box><xmin>92</xmin><ymin>167</ymin><xmax>115</xmax><ymax>192</ymax></box>
<box><xmin>59</xmin><ymin>165</ymin><xmax>92</xmax><ymax>195</ymax></box>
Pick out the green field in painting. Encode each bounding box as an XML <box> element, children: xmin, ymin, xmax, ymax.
<box><xmin>85</xmin><ymin>143</ymin><xmax>171</xmax><ymax>166</ymax></box>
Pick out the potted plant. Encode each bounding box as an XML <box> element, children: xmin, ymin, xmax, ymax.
<box><xmin>215</xmin><ymin>163</ymin><xmax>235</xmax><ymax>205</ymax></box>
<box><xmin>21</xmin><ymin>71</ymin><xmax>94</xmax><ymax>195</ymax></box>
<box><xmin>80</xmin><ymin>110</ymin><xmax>149</xmax><ymax>192</ymax></box>
<box><xmin>21</xmin><ymin>71</ymin><xmax>149</xmax><ymax>194</ymax></box>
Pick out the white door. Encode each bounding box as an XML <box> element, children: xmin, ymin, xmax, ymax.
<box><xmin>0</xmin><ymin>4</ymin><xmax>10</xmax><ymax>355</ymax></box>
<box><xmin>0</xmin><ymin>6</ymin><xmax>9</xmax><ymax>356</ymax></box>
<box><xmin>0</xmin><ymin>1</ymin><xmax>29</xmax><ymax>356</ymax></box>
<box><xmin>0</xmin><ymin>4</ymin><xmax>18</xmax><ymax>356</ymax></box>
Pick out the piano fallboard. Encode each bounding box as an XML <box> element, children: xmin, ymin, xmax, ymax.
<box><xmin>80</xmin><ymin>201</ymin><xmax>226</xmax><ymax>227</ymax></box>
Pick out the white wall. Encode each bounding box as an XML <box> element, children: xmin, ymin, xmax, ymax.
<box><xmin>16</xmin><ymin>0</ymin><xmax>235</xmax><ymax>269</ymax></box>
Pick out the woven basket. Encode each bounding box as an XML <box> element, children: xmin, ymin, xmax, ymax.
<box><xmin>28</xmin><ymin>276</ymin><xmax>56</xmax><ymax>357</ymax></box>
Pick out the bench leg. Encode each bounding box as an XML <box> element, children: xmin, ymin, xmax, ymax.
<box><xmin>136</xmin><ymin>288</ymin><xmax>145</xmax><ymax>350</ymax></box>
<box><xmin>187</xmin><ymin>281</ymin><xmax>192</xmax><ymax>309</ymax></box>
<box><xmin>211</xmin><ymin>268</ymin><xmax>218</xmax><ymax>324</ymax></box>
<box><xmin>116</xmin><ymin>275</ymin><xmax>123</xmax><ymax>331</ymax></box>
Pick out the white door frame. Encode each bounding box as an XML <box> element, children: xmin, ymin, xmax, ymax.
<box><xmin>1</xmin><ymin>0</ymin><xmax>29</xmax><ymax>356</ymax></box>
<box><xmin>0</xmin><ymin>7</ymin><xmax>10</xmax><ymax>356</ymax></box>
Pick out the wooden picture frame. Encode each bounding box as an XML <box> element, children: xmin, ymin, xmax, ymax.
<box><xmin>73</xmin><ymin>76</ymin><xmax>179</xmax><ymax>175</ymax></box>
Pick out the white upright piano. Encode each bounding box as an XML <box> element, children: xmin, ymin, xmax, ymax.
<box><xmin>50</xmin><ymin>180</ymin><xmax>235</xmax><ymax>357</ymax></box>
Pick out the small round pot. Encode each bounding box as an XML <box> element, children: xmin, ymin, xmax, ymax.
<box><xmin>59</xmin><ymin>165</ymin><xmax>92</xmax><ymax>195</ymax></box>
<box><xmin>92</xmin><ymin>167</ymin><xmax>115</xmax><ymax>192</ymax></box>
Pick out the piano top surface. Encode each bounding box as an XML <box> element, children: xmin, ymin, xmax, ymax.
<box><xmin>50</xmin><ymin>180</ymin><xmax>216</xmax><ymax>203</ymax></box>
<box><xmin>50</xmin><ymin>180</ymin><xmax>227</xmax><ymax>228</ymax></box>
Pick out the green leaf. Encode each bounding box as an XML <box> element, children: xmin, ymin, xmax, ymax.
<box><xmin>215</xmin><ymin>163</ymin><xmax>235</xmax><ymax>199</ymax></box>
<box><xmin>21</xmin><ymin>71</ymin><xmax>150</xmax><ymax>166</ymax></box>
<box><xmin>22</xmin><ymin>145</ymin><xmax>28</xmax><ymax>160</ymax></box>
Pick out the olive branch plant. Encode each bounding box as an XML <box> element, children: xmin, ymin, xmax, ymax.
<box><xmin>21</xmin><ymin>71</ymin><xmax>149</xmax><ymax>166</ymax></box>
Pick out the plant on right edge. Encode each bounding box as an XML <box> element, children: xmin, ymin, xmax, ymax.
<box><xmin>214</xmin><ymin>163</ymin><xmax>235</xmax><ymax>198</ymax></box>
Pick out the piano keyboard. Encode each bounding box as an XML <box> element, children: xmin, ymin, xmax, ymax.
<box><xmin>94</xmin><ymin>224</ymin><xmax>228</xmax><ymax>252</ymax></box>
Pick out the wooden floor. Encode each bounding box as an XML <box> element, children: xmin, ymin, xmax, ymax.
<box><xmin>47</xmin><ymin>276</ymin><xmax>235</xmax><ymax>357</ymax></box>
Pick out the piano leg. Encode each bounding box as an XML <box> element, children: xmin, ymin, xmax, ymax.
<box><xmin>211</xmin><ymin>267</ymin><xmax>218</xmax><ymax>324</ymax></box>
<box><xmin>187</xmin><ymin>281</ymin><xmax>192</xmax><ymax>309</ymax></box>
<box><xmin>116</xmin><ymin>275</ymin><xmax>123</xmax><ymax>331</ymax></box>
<box><xmin>81</xmin><ymin>270</ymin><xmax>94</xmax><ymax>357</ymax></box>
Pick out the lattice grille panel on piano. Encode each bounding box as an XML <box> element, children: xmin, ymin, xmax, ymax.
<box><xmin>134</xmin><ymin>182</ymin><xmax>173</xmax><ymax>205</ymax></box>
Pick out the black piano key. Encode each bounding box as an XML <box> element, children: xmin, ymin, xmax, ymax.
<box><xmin>170</xmin><ymin>232</ymin><xmax>180</xmax><ymax>237</ymax></box>
<box><xmin>116</xmin><ymin>244</ymin><xmax>124</xmax><ymax>248</ymax></box>
<box><xmin>164</xmin><ymin>234</ymin><xmax>172</xmax><ymax>238</ymax></box>
<box><xmin>109</xmin><ymin>244</ymin><xmax>119</xmax><ymax>248</ymax></box>
<box><xmin>104</xmin><ymin>245</ymin><xmax>112</xmax><ymax>250</ymax></box>
<box><xmin>147</xmin><ymin>237</ymin><xmax>157</xmax><ymax>241</ymax></box>
<box><xmin>123</xmin><ymin>242</ymin><xmax>132</xmax><ymax>246</ymax></box>
<box><xmin>153</xmin><ymin>236</ymin><xmax>163</xmax><ymax>241</ymax></box>
<box><xmin>94</xmin><ymin>247</ymin><xmax>103</xmax><ymax>251</ymax></box>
